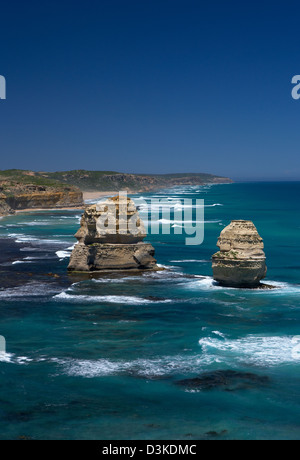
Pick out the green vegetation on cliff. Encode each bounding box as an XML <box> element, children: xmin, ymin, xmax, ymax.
<box><xmin>0</xmin><ymin>170</ymin><xmax>73</xmax><ymax>189</ymax></box>
<box><xmin>0</xmin><ymin>169</ymin><xmax>232</xmax><ymax>215</ymax></box>
<box><xmin>0</xmin><ymin>169</ymin><xmax>232</xmax><ymax>192</ymax></box>
<box><xmin>40</xmin><ymin>170</ymin><xmax>233</xmax><ymax>191</ymax></box>
<box><xmin>0</xmin><ymin>170</ymin><xmax>84</xmax><ymax>215</ymax></box>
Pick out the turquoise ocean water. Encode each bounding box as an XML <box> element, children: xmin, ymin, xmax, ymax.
<box><xmin>0</xmin><ymin>182</ymin><xmax>299</xmax><ymax>440</ymax></box>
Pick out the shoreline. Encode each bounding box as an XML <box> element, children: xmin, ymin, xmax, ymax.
<box><xmin>13</xmin><ymin>191</ymin><xmax>122</xmax><ymax>214</ymax></box>
<box><xmin>15</xmin><ymin>206</ymin><xmax>84</xmax><ymax>214</ymax></box>
<box><xmin>0</xmin><ymin>183</ymin><xmax>231</xmax><ymax>217</ymax></box>
<box><xmin>1</xmin><ymin>192</ymin><xmax>121</xmax><ymax>216</ymax></box>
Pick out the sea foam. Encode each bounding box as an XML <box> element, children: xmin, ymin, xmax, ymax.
<box><xmin>54</xmin><ymin>292</ymin><xmax>172</xmax><ymax>304</ymax></box>
<box><xmin>199</xmin><ymin>334</ymin><xmax>300</xmax><ymax>367</ymax></box>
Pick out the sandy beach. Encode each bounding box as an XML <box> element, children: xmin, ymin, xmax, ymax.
<box><xmin>12</xmin><ymin>191</ymin><xmax>121</xmax><ymax>214</ymax></box>
<box><xmin>15</xmin><ymin>206</ymin><xmax>84</xmax><ymax>214</ymax></box>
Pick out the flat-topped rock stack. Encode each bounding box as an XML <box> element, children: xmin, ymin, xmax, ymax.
<box><xmin>212</xmin><ymin>220</ymin><xmax>267</xmax><ymax>287</ymax></box>
<box><xmin>68</xmin><ymin>195</ymin><xmax>158</xmax><ymax>272</ymax></box>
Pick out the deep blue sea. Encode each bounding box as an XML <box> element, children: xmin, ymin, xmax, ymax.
<box><xmin>0</xmin><ymin>182</ymin><xmax>299</xmax><ymax>440</ymax></box>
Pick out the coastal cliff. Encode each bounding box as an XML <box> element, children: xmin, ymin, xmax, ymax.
<box><xmin>5</xmin><ymin>188</ymin><xmax>83</xmax><ymax>211</ymax></box>
<box><xmin>0</xmin><ymin>194</ymin><xmax>14</xmax><ymax>216</ymax></box>
<box><xmin>0</xmin><ymin>171</ymin><xmax>84</xmax><ymax>216</ymax></box>
<box><xmin>0</xmin><ymin>169</ymin><xmax>233</xmax><ymax>216</ymax></box>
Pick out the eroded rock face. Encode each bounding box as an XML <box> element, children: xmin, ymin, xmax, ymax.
<box><xmin>68</xmin><ymin>195</ymin><xmax>158</xmax><ymax>272</ymax></box>
<box><xmin>74</xmin><ymin>195</ymin><xmax>147</xmax><ymax>245</ymax></box>
<box><xmin>212</xmin><ymin>220</ymin><xmax>267</xmax><ymax>287</ymax></box>
<box><xmin>0</xmin><ymin>194</ymin><xmax>14</xmax><ymax>216</ymax></box>
<box><xmin>0</xmin><ymin>184</ymin><xmax>83</xmax><ymax>215</ymax></box>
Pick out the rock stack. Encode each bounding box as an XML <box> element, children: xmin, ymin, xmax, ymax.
<box><xmin>212</xmin><ymin>220</ymin><xmax>267</xmax><ymax>287</ymax></box>
<box><xmin>68</xmin><ymin>195</ymin><xmax>158</xmax><ymax>272</ymax></box>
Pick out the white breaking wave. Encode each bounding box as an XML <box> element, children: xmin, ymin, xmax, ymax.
<box><xmin>57</xmin><ymin>215</ymin><xmax>81</xmax><ymax>220</ymax></box>
<box><xmin>21</xmin><ymin>221</ymin><xmax>53</xmax><ymax>226</ymax></box>
<box><xmin>56</xmin><ymin>250</ymin><xmax>71</xmax><ymax>259</ymax></box>
<box><xmin>54</xmin><ymin>292</ymin><xmax>172</xmax><ymax>304</ymax></box>
<box><xmin>54</xmin><ymin>334</ymin><xmax>300</xmax><ymax>377</ymax></box>
<box><xmin>185</xmin><ymin>276</ymin><xmax>223</xmax><ymax>291</ymax></box>
<box><xmin>0</xmin><ymin>352</ymin><xmax>13</xmax><ymax>363</ymax></box>
<box><xmin>199</xmin><ymin>334</ymin><xmax>300</xmax><ymax>367</ymax></box>
<box><xmin>3</xmin><ymin>333</ymin><xmax>300</xmax><ymax>373</ymax></box>
<box><xmin>55</xmin><ymin>354</ymin><xmax>216</xmax><ymax>378</ymax></box>
<box><xmin>55</xmin><ymin>244</ymin><xmax>76</xmax><ymax>260</ymax></box>
<box><xmin>185</xmin><ymin>276</ymin><xmax>300</xmax><ymax>293</ymax></box>
<box><xmin>8</xmin><ymin>233</ymin><xmax>71</xmax><ymax>245</ymax></box>
<box><xmin>8</xmin><ymin>233</ymin><xmax>40</xmax><ymax>243</ymax></box>
<box><xmin>211</xmin><ymin>331</ymin><xmax>227</xmax><ymax>338</ymax></box>
<box><xmin>13</xmin><ymin>256</ymin><xmax>56</xmax><ymax>263</ymax></box>
<box><xmin>20</xmin><ymin>247</ymin><xmax>48</xmax><ymax>252</ymax></box>
<box><xmin>90</xmin><ymin>278</ymin><xmax>126</xmax><ymax>284</ymax></box>
<box><xmin>255</xmin><ymin>281</ymin><xmax>300</xmax><ymax>295</ymax></box>
<box><xmin>0</xmin><ymin>282</ymin><xmax>61</xmax><ymax>299</ymax></box>
<box><xmin>0</xmin><ymin>352</ymin><xmax>34</xmax><ymax>364</ymax></box>
<box><xmin>0</xmin><ymin>353</ymin><xmax>210</xmax><ymax>375</ymax></box>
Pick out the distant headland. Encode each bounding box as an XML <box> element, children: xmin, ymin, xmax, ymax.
<box><xmin>0</xmin><ymin>169</ymin><xmax>233</xmax><ymax>216</ymax></box>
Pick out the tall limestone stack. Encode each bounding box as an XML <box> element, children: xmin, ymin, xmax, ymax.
<box><xmin>212</xmin><ymin>220</ymin><xmax>267</xmax><ymax>287</ymax></box>
<box><xmin>68</xmin><ymin>195</ymin><xmax>158</xmax><ymax>272</ymax></box>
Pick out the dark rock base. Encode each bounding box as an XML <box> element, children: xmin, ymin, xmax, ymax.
<box><xmin>68</xmin><ymin>242</ymin><xmax>158</xmax><ymax>272</ymax></box>
<box><xmin>212</xmin><ymin>258</ymin><xmax>267</xmax><ymax>288</ymax></box>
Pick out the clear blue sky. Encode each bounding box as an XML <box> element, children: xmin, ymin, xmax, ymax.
<box><xmin>0</xmin><ymin>0</ymin><xmax>300</xmax><ymax>180</ymax></box>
